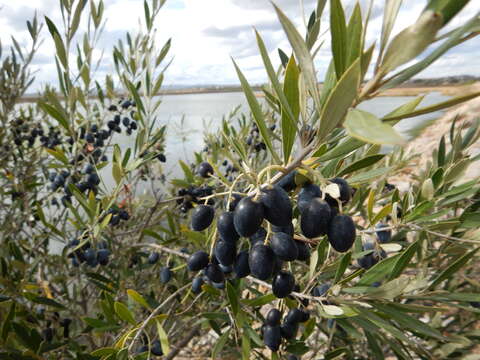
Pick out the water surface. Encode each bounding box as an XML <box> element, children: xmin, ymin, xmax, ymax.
<box><xmin>110</xmin><ymin>91</ymin><xmax>449</xmax><ymax>183</ymax></box>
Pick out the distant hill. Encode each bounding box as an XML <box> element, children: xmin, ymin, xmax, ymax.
<box><xmin>20</xmin><ymin>76</ymin><xmax>480</xmax><ymax>100</ymax></box>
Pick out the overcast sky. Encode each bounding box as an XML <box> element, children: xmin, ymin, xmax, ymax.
<box><xmin>0</xmin><ymin>0</ymin><xmax>479</xmax><ymax>92</ymax></box>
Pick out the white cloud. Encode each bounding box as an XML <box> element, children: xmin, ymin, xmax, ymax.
<box><xmin>0</xmin><ymin>0</ymin><xmax>479</xmax><ymax>92</ymax></box>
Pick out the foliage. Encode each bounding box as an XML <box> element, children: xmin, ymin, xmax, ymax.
<box><xmin>0</xmin><ymin>0</ymin><xmax>479</xmax><ymax>359</ymax></box>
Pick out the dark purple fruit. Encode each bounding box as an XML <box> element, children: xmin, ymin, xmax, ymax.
<box><xmin>197</xmin><ymin>162</ymin><xmax>214</xmax><ymax>178</ymax></box>
<box><xmin>375</xmin><ymin>223</ymin><xmax>391</xmax><ymax>243</ymax></box>
<box><xmin>260</xmin><ymin>186</ymin><xmax>292</xmax><ymax>226</ymax></box>
<box><xmin>327</xmin><ymin>214</ymin><xmax>356</xmax><ymax>252</ymax></box>
<box><xmin>297</xmin><ymin>309</ymin><xmax>310</xmax><ymax>322</ymax></box>
<box><xmin>272</xmin><ymin>270</ymin><xmax>295</xmax><ymax>298</ymax></box>
<box><xmin>119</xmin><ymin>210</ymin><xmax>130</xmax><ymax>220</ymax></box>
<box><xmin>357</xmin><ymin>242</ymin><xmax>386</xmax><ymax>269</ymax></box>
<box><xmin>272</xmin><ymin>222</ymin><xmax>294</xmax><ymax>236</ymax></box>
<box><xmin>297</xmin><ymin>183</ymin><xmax>321</xmax><ymax>213</ymax></box>
<box><xmin>265</xmin><ymin>309</ymin><xmax>282</xmax><ymax>326</ymax></box>
<box><xmin>205</xmin><ymin>263</ymin><xmax>224</xmax><ymax>283</ymax></box>
<box><xmin>148</xmin><ymin>253</ymin><xmax>159</xmax><ymax>265</ymax></box>
<box><xmin>136</xmin><ymin>345</ymin><xmax>148</xmax><ymax>354</ymax></box>
<box><xmin>192</xmin><ymin>276</ymin><xmax>204</xmax><ymax>294</ymax></box>
<box><xmin>330</xmin><ymin>177</ymin><xmax>351</xmax><ymax>204</ymax></box>
<box><xmin>249</xmin><ymin>227</ymin><xmax>266</xmax><ymax>246</ymax></box>
<box><xmin>219</xmin><ymin>264</ymin><xmax>233</xmax><ymax>273</ymax></box>
<box><xmin>151</xmin><ymin>340</ymin><xmax>163</xmax><ymax>356</ymax></box>
<box><xmin>160</xmin><ymin>267</ymin><xmax>172</xmax><ymax>283</ymax></box>
<box><xmin>187</xmin><ymin>251</ymin><xmax>209</xmax><ymax>271</ymax></box>
<box><xmin>217</xmin><ymin>212</ymin><xmax>239</xmax><ymax>243</ymax></box>
<box><xmin>272</xmin><ymin>256</ymin><xmax>284</xmax><ymax>275</ymax></box>
<box><xmin>97</xmin><ymin>249</ymin><xmax>110</xmax><ymax>266</ymax></box>
<box><xmin>234</xmin><ymin>250</ymin><xmax>250</xmax><ymax>278</ymax></box>
<box><xmin>87</xmin><ymin>173</ymin><xmax>100</xmax><ymax>186</ymax></box>
<box><xmin>109</xmin><ymin>215</ymin><xmax>120</xmax><ymax>226</ymax></box>
<box><xmin>212</xmin><ymin>281</ymin><xmax>225</xmax><ymax>289</ymax></box>
<box><xmin>312</xmin><ymin>283</ymin><xmax>330</xmax><ymax>297</ymax></box>
<box><xmin>301</xmin><ymin>198</ymin><xmax>332</xmax><ymax>238</ymax></box>
<box><xmin>227</xmin><ymin>193</ymin><xmax>243</xmax><ymax>211</ymax></box>
<box><xmin>277</xmin><ymin>170</ymin><xmax>297</xmax><ymax>192</ymax></box>
<box><xmin>233</xmin><ymin>196</ymin><xmax>264</xmax><ymax>237</ymax></box>
<box><xmin>285</xmin><ymin>308</ymin><xmax>309</xmax><ymax>323</ymax></box>
<box><xmin>214</xmin><ymin>240</ymin><xmax>237</xmax><ymax>266</ymax></box>
<box><xmin>263</xmin><ymin>325</ymin><xmax>282</xmax><ymax>352</ymax></box>
<box><xmin>270</xmin><ymin>232</ymin><xmax>298</xmax><ymax>261</ymax></box>
<box><xmin>85</xmin><ymin>133</ymin><xmax>95</xmax><ymax>143</ymax></box>
<box><xmin>190</xmin><ymin>205</ymin><xmax>214</xmax><ymax>231</ymax></box>
<box><xmin>82</xmin><ymin>163</ymin><xmax>94</xmax><ymax>174</ymax></box>
<box><xmin>84</xmin><ymin>248</ymin><xmax>97</xmax><ymax>267</ymax></box>
<box><xmin>248</xmin><ymin>244</ymin><xmax>275</xmax><ymax>280</ymax></box>
<box><xmin>287</xmin><ymin>355</ymin><xmax>299</xmax><ymax>360</ymax></box>
<box><xmin>280</xmin><ymin>321</ymin><xmax>298</xmax><ymax>340</ymax></box>
<box><xmin>295</xmin><ymin>241</ymin><xmax>310</xmax><ymax>261</ymax></box>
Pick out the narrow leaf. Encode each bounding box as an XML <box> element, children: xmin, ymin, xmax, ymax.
<box><xmin>318</xmin><ymin>58</ymin><xmax>361</xmax><ymax>140</ymax></box>
<box><xmin>232</xmin><ymin>59</ymin><xmax>281</xmax><ymax>163</ymax></box>
<box><xmin>282</xmin><ymin>55</ymin><xmax>300</xmax><ymax>163</ymax></box>
<box><xmin>429</xmin><ymin>248</ymin><xmax>479</xmax><ymax>289</ymax></box>
<box><xmin>344</xmin><ymin>109</ymin><xmax>405</xmax><ymax>145</ymax></box>
<box><xmin>330</xmin><ymin>0</ymin><xmax>348</xmax><ymax>78</ymax></box>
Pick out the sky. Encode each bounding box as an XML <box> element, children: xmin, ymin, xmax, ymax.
<box><xmin>0</xmin><ymin>0</ymin><xmax>479</xmax><ymax>92</ymax></box>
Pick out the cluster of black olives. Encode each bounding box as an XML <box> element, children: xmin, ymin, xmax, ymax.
<box><xmin>246</xmin><ymin>123</ymin><xmax>273</xmax><ymax>152</ymax></box>
<box><xmin>221</xmin><ymin>159</ymin><xmax>238</xmax><ymax>181</ymax></box>
<box><xmin>184</xmin><ymin>161</ymin><xmax>357</xmax><ymax>299</ymax></box>
<box><xmin>105</xmin><ymin>207</ymin><xmax>130</xmax><ymax>226</ymax></box>
<box><xmin>66</xmin><ymin>239</ymin><xmax>110</xmax><ymax>268</ymax></box>
<box><xmin>44</xmin><ymin>100</ymin><xmax>137</xmax><ymax>207</ymax></box>
<box><xmin>7</xmin><ymin>115</ymin><xmax>66</xmax><ymax>150</ymax></box>
<box><xmin>176</xmin><ymin>185</ymin><xmax>214</xmax><ymax>213</ymax></box>
<box><xmin>48</xmin><ymin>163</ymin><xmax>101</xmax><ymax>207</ymax></box>
<box><xmin>262</xmin><ymin>308</ymin><xmax>309</xmax><ymax>353</ymax></box>
<box><xmin>107</xmin><ymin>99</ymin><xmax>138</xmax><ymax>135</ymax></box>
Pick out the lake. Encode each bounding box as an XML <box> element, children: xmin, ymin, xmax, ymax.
<box><xmin>108</xmin><ymin>91</ymin><xmax>449</xmax><ymax>184</ymax></box>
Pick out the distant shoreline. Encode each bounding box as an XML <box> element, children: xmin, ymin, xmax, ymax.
<box><xmin>17</xmin><ymin>83</ymin><xmax>476</xmax><ymax>103</ymax></box>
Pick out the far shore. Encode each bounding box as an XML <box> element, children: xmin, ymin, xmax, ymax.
<box><xmin>17</xmin><ymin>83</ymin><xmax>478</xmax><ymax>103</ymax></box>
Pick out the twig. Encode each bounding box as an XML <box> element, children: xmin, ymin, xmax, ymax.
<box><xmin>247</xmin><ymin>142</ymin><xmax>317</xmax><ymax>196</ymax></box>
<box><xmin>164</xmin><ymin>324</ymin><xmax>201</xmax><ymax>360</ymax></box>
<box><xmin>408</xmin><ymin>223</ymin><xmax>480</xmax><ymax>244</ymax></box>
<box><xmin>128</xmin><ymin>284</ymin><xmax>190</xmax><ymax>353</ymax></box>
<box><xmin>132</xmin><ymin>243</ymin><xmax>189</xmax><ymax>258</ymax></box>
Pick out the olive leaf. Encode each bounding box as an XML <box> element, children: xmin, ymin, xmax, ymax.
<box><xmin>344</xmin><ymin>109</ymin><xmax>405</xmax><ymax>145</ymax></box>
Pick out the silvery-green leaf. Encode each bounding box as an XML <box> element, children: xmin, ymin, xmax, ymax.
<box><xmin>318</xmin><ymin>58</ymin><xmax>361</xmax><ymax>140</ymax></box>
<box><xmin>323</xmin><ymin>305</ymin><xmax>344</xmax><ymax>316</ymax></box>
<box><xmin>324</xmin><ymin>183</ymin><xmax>340</xmax><ymax>199</ymax></box>
<box><xmin>380</xmin><ymin>243</ymin><xmax>402</xmax><ymax>252</ymax></box>
<box><xmin>381</xmin><ymin>10</ymin><xmax>443</xmax><ymax>74</ymax></box>
<box><xmin>344</xmin><ymin>109</ymin><xmax>405</xmax><ymax>145</ymax></box>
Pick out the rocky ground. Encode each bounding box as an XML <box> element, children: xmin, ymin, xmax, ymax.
<box><xmin>390</xmin><ymin>82</ymin><xmax>480</xmax><ymax>191</ymax></box>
